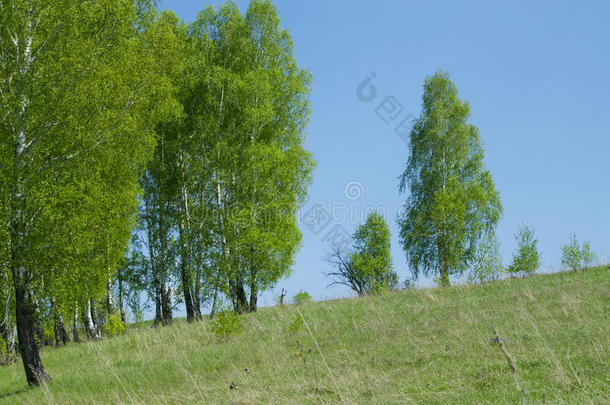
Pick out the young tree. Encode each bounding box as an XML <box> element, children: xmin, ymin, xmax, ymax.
<box><xmin>561</xmin><ymin>234</ymin><xmax>582</xmax><ymax>271</ymax></box>
<box><xmin>581</xmin><ymin>241</ymin><xmax>596</xmax><ymax>270</ymax></box>
<box><xmin>327</xmin><ymin>212</ymin><xmax>397</xmax><ymax>296</ymax></box>
<box><xmin>469</xmin><ymin>234</ymin><xmax>504</xmax><ymax>284</ymax></box>
<box><xmin>507</xmin><ymin>225</ymin><xmax>540</xmax><ymax>277</ymax></box>
<box><xmin>398</xmin><ymin>71</ymin><xmax>502</xmax><ymax>287</ymax></box>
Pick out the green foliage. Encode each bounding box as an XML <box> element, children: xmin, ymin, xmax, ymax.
<box><xmin>398</xmin><ymin>71</ymin><xmax>502</xmax><ymax>287</ymax></box>
<box><xmin>211</xmin><ymin>311</ymin><xmax>244</xmax><ymax>341</ymax></box>
<box><xmin>561</xmin><ymin>234</ymin><xmax>582</xmax><ymax>271</ymax></box>
<box><xmin>581</xmin><ymin>241</ymin><xmax>596</xmax><ymax>270</ymax></box>
<box><xmin>287</xmin><ymin>314</ymin><xmax>304</xmax><ymax>335</ymax></box>
<box><xmin>1</xmin><ymin>0</ymin><xmax>170</xmax><ymax>383</ymax></box>
<box><xmin>469</xmin><ymin>234</ymin><xmax>504</xmax><ymax>284</ymax></box>
<box><xmin>350</xmin><ymin>212</ymin><xmax>398</xmax><ymax>294</ymax></box>
<box><xmin>43</xmin><ymin>322</ymin><xmax>55</xmax><ymax>347</ymax></box>
<box><xmin>508</xmin><ymin>225</ymin><xmax>540</xmax><ymax>276</ymax></box>
<box><xmin>327</xmin><ymin>213</ymin><xmax>397</xmax><ymax>296</ymax></box>
<box><xmin>561</xmin><ymin>235</ymin><xmax>596</xmax><ymax>271</ymax></box>
<box><xmin>133</xmin><ymin>0</ymin><xmax>315</xmax><ymax>320</ymax></box>
<box><xmin>293</xmin><ymin>291</ymin><xmax>312</xmax><ymax>305</ymax></box>
<box><xmin>104</xmin><ymin>313</ymin><xmax>125</xmax><ymax>337</ymax></box>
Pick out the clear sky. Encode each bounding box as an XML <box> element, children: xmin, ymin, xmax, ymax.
<box><xmin>161</xmin><ymin>0</ymin><xmax>610</xmax><ymax>307</ymax></box>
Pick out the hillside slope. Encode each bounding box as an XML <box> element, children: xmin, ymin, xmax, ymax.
<box><xmin>1</xmin><ymin>267</ymin><xmax>608</xmax><ymax>404</ymax></box>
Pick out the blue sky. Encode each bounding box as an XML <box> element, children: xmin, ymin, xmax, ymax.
<box><xmin>161</xmin><ymin>0</ymin><xmax>610</xmax><ymax>307</ymax></box>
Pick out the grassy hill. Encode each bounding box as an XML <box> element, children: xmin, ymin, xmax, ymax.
<box><xmin>1</xmin><ymin>267</ymin><xmax>608</xmax><ymax>404</ymax></box>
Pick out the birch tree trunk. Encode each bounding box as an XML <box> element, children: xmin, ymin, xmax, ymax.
<box><xmin>9</xmin><ymin>18</ymin><xmax>51</xmax><ymax>385</ymax></box>
<box><xmin>72</xmin><ymin>307</ymin><xmax>80</xmax><ymax>343</ymax></box>
<box><xmin>84</xmin><ymin>300</ymin><xmax>101</xmax><ymax>340</ymax></box>
<box><xmin>117</xmin><ymin>273</ymin><xmax>125</xmax><ymax>324</ymax></box>
<box><xmin>0</xmin><ymin>276</ymin><xmax>16</xmax><ymax>356</ymax></box>
<box><xmin>52</xmin><ymin>298</ymin><xmax>70</xmax><ymax>346</ymax></box>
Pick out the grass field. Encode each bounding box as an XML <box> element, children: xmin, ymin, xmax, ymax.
<box><xmin>1</xmin><ymin>267</ymin><xmax>608</xmax><ymax>404</ymax></box>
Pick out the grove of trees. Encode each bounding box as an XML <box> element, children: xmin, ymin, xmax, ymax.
<box><xmin>0</xmin><ymin>0</ymin><xmax>313</xmax><ymax>386</ymax></box>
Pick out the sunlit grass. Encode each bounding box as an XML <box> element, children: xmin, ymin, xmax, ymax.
<box><xmin>1</xmin><ymin>267</ymin><xmax>608</xmax><ymax>404</ymax></box>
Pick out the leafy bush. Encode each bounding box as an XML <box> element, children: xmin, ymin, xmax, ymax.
<box><xmin>293</xmin><ymin>290</ymin><xmax>312</xmax><ymax>305</ymax></box>
<box><xmin>104</xmin><ymin>313</ymin><xmax>125</xmax><ymax>337</ymax></box>
<box><xmin>507</xmin><ymin>224</ymin><xmax>539</xmax><ymax>276</ymax></box>
<box><xmin>581</xmin><ymin>241</ymin><xmax>596</xmax><ymax>269</ymax></box>
<box><xmin>561</xmin><ymin>235</ymin><xmax>596</xmax><ymax>271</ymax></box>
<box><xmin>288</xmin><ymin>314</ymin><xmax>304</xmax><ymax>335</ymax></box>
<box><xmin>211</xmin><ymin>310</ymin><xmax>244</xmax><ymax>341</ymax></box>
<box><xmin>469</xmin><ymin>234</ymin><xmax>504</xmax><ymax>284</ymax></box>
<box><xmin>42</xmin><ymin>321</ymin><xmax>55</xmax><ymax>346</ymax></box>
<box><xmin>561</xmin><ymin>234</ymin><xmax>582</xmax><ymax>271</ymax></box>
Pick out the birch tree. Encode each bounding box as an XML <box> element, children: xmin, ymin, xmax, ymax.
<box><xmin>0</xmin><ymin>0</ymin><xmax>164</xmax><ymax>385</ymax></box>
<box><xmin>398</xmin><ymin>71</ymin><xmax>502</xmax><ymax>287</ymax></box>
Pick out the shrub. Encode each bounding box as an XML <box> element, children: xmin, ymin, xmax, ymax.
<box><xmin>581</xmin><ymin>241</ymin><xmax>596</xmax><ymax>270</ymax></box>
<box><xmin>561</xmin><ymin>234</ymin><xmax>582</xmax><ymax>271</ymax></box>
<box><xmin>507</xmin><ymin>224</ymin><xmax>540</xmax><ymax>277</ymax></box>
<box><xmin>561</xmin><ymin>235</ymin><xmax>596</xmax><ymax>271</ymax></box>
<box><xmin>211</xmin><ymin>310</ymin><xmax>244</xmax><ymax>341</ymax></box>
<box><xmin>293</xmin><ymin>290</ymin><xmax>312</xmax><ymax>305</ymax></box>
<box><xmin>104</xmin><ymin>313</ymin><xmax>125</xmax><ymax>337</ymax></box>
<box><xmin>469</xmin><ymin>234</ymin><xmax>504</xmax><ymax>284</ymax></box>
<box><xmin>288</xmin><ymin>314</ymin><xmax>304</xmax><ymax>335</ymax></box>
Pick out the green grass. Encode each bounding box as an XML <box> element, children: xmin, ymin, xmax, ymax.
<box><xmin>1</xmin><ymin>267</ymin><xmax>608</xmax><ymax>404</ymax></box>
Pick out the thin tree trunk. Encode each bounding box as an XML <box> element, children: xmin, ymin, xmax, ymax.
<box><xmin>106</xmin><ymin>276</ymin><xmax>113</xmax><ymax>316</ymax></box>
<box><xmin>249</xmin><ymin>286</ymin><xmax>257</xmax><ymax>312</ymax></box>
<box><xmin>84</xmin><ymin>300</ymin><xmax>101</xmax><ymax>340</ymax></box>
<box><xmin>117</xmin><ymin>273</ymin><xmax>125</xmax><ymax>324</ymax></box>
<box><xmin>193</xmin><ymin>274</ymin><xmax>202</xmax><ymax>321</ymax></box>
<box><xmin>231</xmin><ymin>278</ymin><xmax>248</xmax><ymax>314</ymax></box>
<box><xmin>90</xmin><ymin>299</ymin><xmax>100</xmax><ymax>335</ymax></box>
<box><xmin>0</xmin><ymin>319</ymin><xmax>16</xmax><ymax>356</ymax></box>
<box><xmin>1</xmin><ymin>278</ymin><xmax>16</xmax><ymax>356</ymax></box>
<box><xmin>214</xmin><ymin>177</ymin><xmax>231</xmax><ymax>318</ymax></box>
<box><xmin>152</xmin><ymin>283</ymin><xmax>162</xmax><ymax>327</ymax></box>
<box><xmin>439</xmin><ymin>265</ymin><xmax>450</xmax><ymax>287</ymax></box>
<box><xmin>209</xmin><ymin>282</ymin><xmax>219</xmax><ymax>320</ymax></box>
<box><xmin>161</xmin><ymin>283</ymin><xmax>173</xmax><ymax>326</ymax></box>
<box><xmin>52</xmin><ymin>299</ymin><xmax>70</xmax><ymax>346</ymax></box>
<box><xmin>72</xmin><ymin>306</ymin><xmax>80</xmax><ymax>343</ymax></box>
<box><xmin>179</xmin><ymin>219</ymin><xmax>195</xmax><ymax>323</ymax></box>
<box><xmin>33</xmin><ymin>299</ymin><xmax>44</xmax><ymax>349</ymax></box>
<box><xmin>249</xmin><ymin>265</ymin><xmax>258</xmax><ymax>312</ymax></box>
